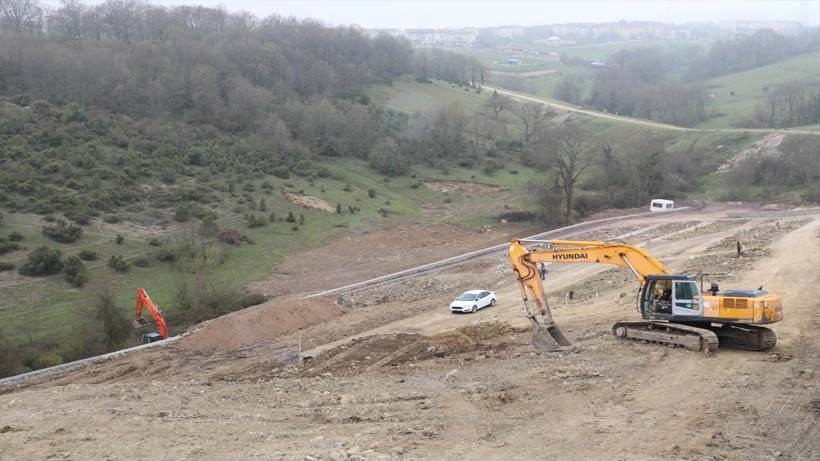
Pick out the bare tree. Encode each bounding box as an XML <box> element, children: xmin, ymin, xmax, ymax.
<box><xmin>513</xmin><ymin>101</ymin><xmax>554</xmax><ymax>149</ymax></box>
<box><xmin>486</xmin><ymin>89</ymin><xmax>511</xmax><ymax>126</ymax></box>
<box><xmin>0</xmin><ymin>0</ymin><xmax>43</xmax><ymax>33</ymax></box>
<box><xmin>534</xmin><ymin>124</ymin><xmax>594</xmax><ymax>225</ymax></box>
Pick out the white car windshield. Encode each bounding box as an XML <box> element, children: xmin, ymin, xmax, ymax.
<box><xmin>457</xmin><ymin>293</ymin><xmax>477</xmax><ymax>301</ymax></box>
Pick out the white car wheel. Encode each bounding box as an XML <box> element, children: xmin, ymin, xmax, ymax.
<box><xmin>490</xmin><ymin>298</ymin><xmax>496</xmax><ymax>306</ymax></box>
<box><xmin>472</xmin><ymin>305</ymin><xmax>477</xmax><ymax>313</ymax></box>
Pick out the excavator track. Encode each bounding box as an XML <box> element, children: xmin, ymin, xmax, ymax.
<box><xmin>700</xmin><ymin>324</ymin><xmax>777</xmax><ymax>351</ymax></box>
<box><xmin>612</xmin><ymin>321</ymin><xmax>719</xmax><ymax>353</ymax></box>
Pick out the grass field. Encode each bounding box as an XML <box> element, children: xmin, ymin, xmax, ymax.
<box><xmin>697</xmin><ymin>50</ymin><xmax>820</xmax><ymax>129</ymax></box>
<box><xmin>370</xmin><ymin>78</ymin><xmax>490</xmax><ymax>113</ymax></box>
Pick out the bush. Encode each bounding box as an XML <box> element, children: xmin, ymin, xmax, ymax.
<box><xmin>175</xmin><ymin>205</ymin><xmax>191</xmax><ymax>222</ymax></box>
<box><xmin>133</xmin><ymin>256</ymin><xmax>151</xmax><ymax>267</ymax></box>
<box><xmin>103</xmin><ymin>214</ymin><xmax>120</xmax><ymax>224</ymax></box>
<box><xmin>7</xmin><ymin>231</ymin><xmax>24</xmax><ymax>241</ymax></box>
<box><xmin>156</xmin><ymin>248</ymin><xmax>176</xmax><ymax>262</ymax></box>
<box><xmin>239</xmin><ymin>292</ymin><xmax>268</xmax><ymax>308</ymax></box>
<box><xmin>78</xmin><ymin>249</ymin><xmax>97</xmax><ymax>261</ymax></box>
<box><xmin>0</xmin><ymin>262</ymin><xmax>15</xmax><ymax>272</ymax></box>
<box><xmin>246</xmin><ymin>213</ymin><xmax>267</xmax><ymax>228</ymax></box>
<box><xmin>42</xmin><ymin>220</ymin><xmax>83</xmax><ymax>243</ymax></box>
<box><xmin>0</xmin><ymin>239</ymin><xmax>21</xmax><ymax>255</ymax></box>
<box><xmin>272</xmin><ymin>166</ymin><xmax>290</xmax><ymax>179</ymax></box>
<box><xmin>18</xmin><ymin>246</ymin><xmax>63</xmax><ymax>276</ymax></box>
<box><xmin>107</xmin><ymin>255</ymin><xmax>129</xmax><ymax>273</ymax></box>
<box><xmin>368</xmin><ymin>187</ymin><xmax>376</xmax><ymax>198</ymax></box>
<box><xmin>285</xmin><ymin>211</ymin><xmax>296</xmax><ymax>223</ymax></box>
<box><xmin>115</xmin><ymin>233</ymin><xmax>124</xmax><ymax>244</ymax></box>
<box><xmin>149</xmin><ymin>238</ymin><xmax>162</xmax><ymax>246</ymax></box>
<box><xmin>298</xmin><ymin>214</ymin><xmax>305</xmax><ymax>225</ymax></box>
<box><xmin>64</xmin><ymin>256</ymin><xmax>88</xmax><ymax>287</ymax></box>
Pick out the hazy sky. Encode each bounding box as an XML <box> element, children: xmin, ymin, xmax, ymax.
<box><xmin>56</xmin><ymin>1</ymin><xmax>820</xmax><ymax>28</ymax></box>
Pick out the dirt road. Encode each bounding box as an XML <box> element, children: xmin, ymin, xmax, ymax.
<box><xmin>1</xmin><ymin>207</ymin><xmax>818</xmax><ymax>460</ymax></box>
<box><xmin>485</xmin><ymin>85</ymin><xmax>820</xmax><ymax>136</ymax></box>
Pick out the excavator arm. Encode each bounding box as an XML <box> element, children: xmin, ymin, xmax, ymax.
<box><xmin>508</xmin><ymin>239</ymin><xmax>671</xmax><ymax>351</ymax></box>
<box><xmin>134</xmin><ymin>288</ymin><xmax>168</xmax><ymax>340</ymax></box>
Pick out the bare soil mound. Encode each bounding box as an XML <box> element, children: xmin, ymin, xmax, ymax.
<box><xmin>283</xmin><ymin>192</ymin><xmax>335</xmax><ymax>212</ymax></box>
<box><xmin>179</xmin><ymin>297</ymin><xmax>345</xmax><ymax>352</ymax></box>
<box><xmin>423</xmin><ymin>180</ymin><xmax>509</xmax><ymax>194</ymax></box>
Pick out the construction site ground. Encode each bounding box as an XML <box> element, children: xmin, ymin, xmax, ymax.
<box><xmin>1</xmin><ymin>204</ymin><xmax>819</xmax><ymax>460</ymax></box>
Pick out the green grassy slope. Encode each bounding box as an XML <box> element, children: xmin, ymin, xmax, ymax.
<box><xmin>698</xmin><ymin>51</ymin><xmax>820</xmax><ymax>129</ymax></box>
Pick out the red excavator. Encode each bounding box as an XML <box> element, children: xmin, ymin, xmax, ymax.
<box><xmin>133</xmin><ymin>288</ymin><xmax>169</xmax><ymax>343</ymax></box>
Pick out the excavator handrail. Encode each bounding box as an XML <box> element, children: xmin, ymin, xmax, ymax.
<box><xmin>135</xmin><ymin>288</ymin><xmax>168</xmax><ymax>340</ymax></box>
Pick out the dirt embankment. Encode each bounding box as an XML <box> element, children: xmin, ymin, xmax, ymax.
<box><xmin>179</xmin><ymin>297</ymin><xmax>345</xmax><ymax>352</ymax></box>
<box><xmin>250</xmin><ymin>223</ymin><xmax>532</xmax><ymax>297</ymax></box>
<box><xmin>423</xmin><ymin>180</ymin><xmax>510</xmax><ymax>194</ymax></box>
<box><xmin>282</xmin><ymin>192</ymin><xmax>336</xmax><ymax>212</ymax></box>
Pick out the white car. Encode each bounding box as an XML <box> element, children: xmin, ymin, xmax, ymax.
<box><xmin>449</xmin><ymin>290</ymin><xmax>496</xmax><ymax>313</ymax></box>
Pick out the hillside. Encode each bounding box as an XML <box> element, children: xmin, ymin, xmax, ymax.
<box><xmin>698</xmin><ymin>50</ymin><xmax>820</xmax><ymax>129</ymax></box>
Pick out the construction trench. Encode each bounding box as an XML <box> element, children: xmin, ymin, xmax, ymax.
<box><xmin>1</xmin><ymin>204</ymin><xmax>819</xmax><ymax>460</ymax></box>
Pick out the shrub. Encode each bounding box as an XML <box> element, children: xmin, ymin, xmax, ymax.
<box><xmin>132</xmin><ymin>256</ymin><xmax>150</xmax><ymax>268</ymax></box>
<box><xmin>64</xmin><ymin>256</ymin><xmax>88</xmax><ymax>287</ymax></box>
<box><xmin>0</xmin><ymin>239</ymin><xmax>21</xmax><ymax>255</ymax></box>
<box><xmin>7</xmin><ymin>231</ymin><xmax>23</xmax><ymax>242</ymax></box>
<box><xmin>108</xmin><ymin>255</ymin><xmax>129</xmax><ymax>273</ymax></box>
<box><xmin>246</xmin><ymin>213</ymin><xmax>267</xmax><ymax>228</ymax></box>
<box><xmin>78</xmin><ymin>249</ymin><xmax>97</xmax><ymax>261</ymax></box>
<box><xmin>42</xmin><ymin>220</ymin><xmax>83</xmax><ymax>243</ymax></box>
<box><xmin>239</xmin><ymin>292</ymin><xmax>268</xmax><ymax>308</ymax></box>
<box><xmin>175</xmin><ymin>205</ymin><xmax>191</xmax><ymax>222</ymax></box>
<box><xmin>336</xmin><ymin>203</ymin><xmax>342</xmax><ymax>214</ymax></box>
<box><xmin>272</xmin><ymin>166</ymin><xmax>290</xmax><ymax>179</ymax></box>
<box><xmin>368</xmin><ymin>188</ymin><xmax>376</xmax><ymax>198</ymax></box>
<box><xmin>285</xmin><ymin>211</ymin><xmax>296</xmax><ymax>223</ymax></box>
<box><xmin>298</xmin><ymin>214</ymin><xmax>305</xmax><ymax>225</ymax></box>
<box><xmin>148</xmin><ymin>238</ymin><xmax>162</xmax><ymax>247</ymax></box>
<box><xmin>342</xmin><ymin>184</ymin><xmax>352</xmax><ymax>192</ymax></box>
<box><xmin>103</xmin><ymin>214</ymin><xmax>120</xmax><ymax>224</ymax></box>
<box><xmin>291</xmin><ymin>225</ymin><xmax>299</xmax><ymax>231</ymax></box>
<box><xmin>115</xmin><ymin>233</ymin><xmax>124</xmax><ymax>244</ymax></box>
<box><xmin>0</xmin><ymin>262</ymin><xmax>15</xmax><ymax>272</ymax></box>
<box><xmin>156</xmin><ymin>249</ymin><xmax>176</xmax><ymax>262</ymax></box>
<box><xmin>18</xmin><ymin>246</ymin><xmax>63</xmax><ymax>276</ymax></box>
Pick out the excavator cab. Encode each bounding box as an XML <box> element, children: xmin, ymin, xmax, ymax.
<box><xmin>640</xmin><ymin>275</ymin><xmax>704</xmax><ymax>320</ymax></box>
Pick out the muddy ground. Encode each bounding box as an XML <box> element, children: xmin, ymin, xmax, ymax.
<box><xmin>1</xmin><ymin>205</ymin><xmax>818</xmax><ymax>461</ymax></box>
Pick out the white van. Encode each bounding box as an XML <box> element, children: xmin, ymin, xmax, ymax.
<box><xmin>650</xmin><ymin>199</ymin><xmax>674</xmax><ymax>212</ymax></box>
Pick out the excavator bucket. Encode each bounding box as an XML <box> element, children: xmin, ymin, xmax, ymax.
<box><xmin>132</xmin><ymin>316</ymin><xmax>150</xmax><ymax>329</ymax></box>
<box><xmin>531</xmin><ymin>324</ymin><xmax>571</xmax><ymax>352</ymax></box>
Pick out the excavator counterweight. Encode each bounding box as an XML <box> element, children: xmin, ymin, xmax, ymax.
<box><xmin>509</xmin><ymin>239</ymin><xmax>782</xmax><ymax>353</ymax></box>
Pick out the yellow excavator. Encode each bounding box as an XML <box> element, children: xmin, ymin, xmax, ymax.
<box><xmin>509</xmin><ymin>239</ymin><xmax>782</xmax><ymax>353</ymax></box>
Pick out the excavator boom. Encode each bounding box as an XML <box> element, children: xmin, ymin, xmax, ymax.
<box><xmin>134</xmin><ymin>288</ymin><xmax>168</xmax><ymax>340</ymax></box>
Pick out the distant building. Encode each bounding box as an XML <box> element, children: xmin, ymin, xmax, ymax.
<box><xmin>494</xmin><ymin>26</ymin><xmax>526</xmax><ymax>40</ymax></box>
<box><xmin>506</xmin><ymin>58</ymin><xmax>522</xmax><ymax>65</ymax></box>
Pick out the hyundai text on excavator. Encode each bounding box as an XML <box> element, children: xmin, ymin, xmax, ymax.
<box><xmin>509</xmin><ymin>239</ymin><xmax>782</xmax><ymax>353</ymax></box>
<box><xmin>133</xmin><ymin>288</ymin><xmax>169</xmax><ymax>344</ymax></box>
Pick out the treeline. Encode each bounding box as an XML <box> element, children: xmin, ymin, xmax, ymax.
<box><xmin>413</xmin><ymin>48</ymin><xmax>484</xmax><ymax>88</ymax></box>
<box><xmin>0</xmin><ymin>1</ymin><xmax>413</xmax><ymax>122</ymax></box>
<box><xmin>585</xmin><ymin>47</ymin><xmax>708</xmax><ymax>127</ymax></box>
<box><xmin>751</xmin><ymin>80</ymin><xmax>820</xmax><ymax>128</ymax></box>
<box><xmin>686</xmin><ymin>29</ymin><xmax>820</xmax><ymax>80</ymax></box>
